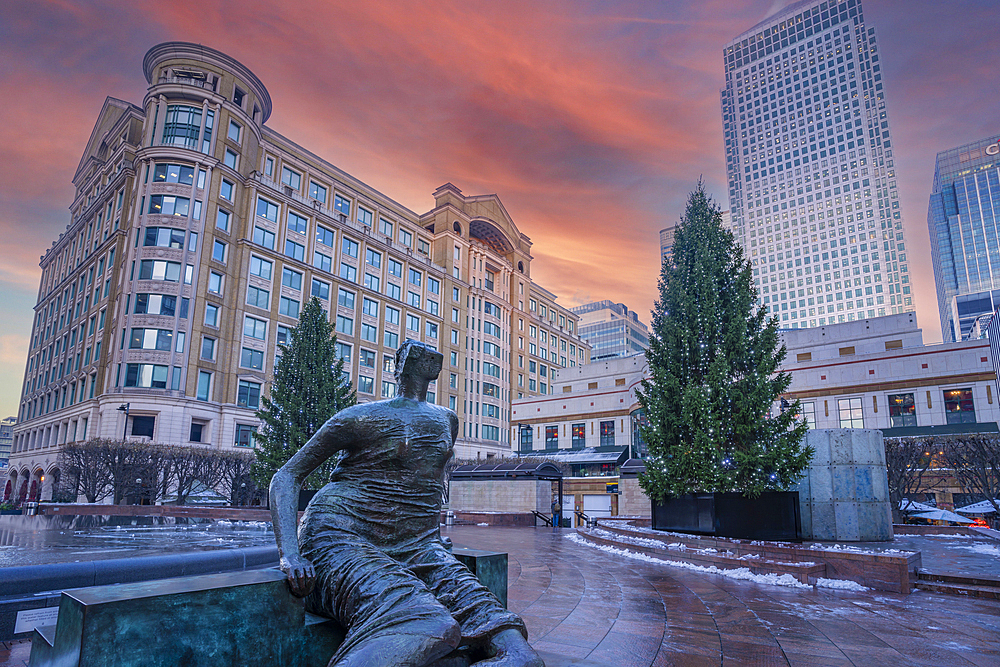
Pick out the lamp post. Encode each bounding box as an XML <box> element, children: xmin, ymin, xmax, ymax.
<box><xmin>117</xmin><ymin>403</ymin><xmax>130</xmax><ymax>440</ymax></box>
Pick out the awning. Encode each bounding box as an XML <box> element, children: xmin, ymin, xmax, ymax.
<box><xmin>534</xmin><ymin>447</ymin><xmax>628</xmax><ymax>466</ymax></box>
<box><xmin>449</xmin><ymin>460</ymin><xmax>563</xmax><ymax>480</ymax></box>
<box><xmin>954</xmin><ymin>500</ymin><xmax>1000</xmax><ymax>514</ymax></box>
<box><xmin>912</xmin><ymin>509</ymin><xmax>974</xmax><ymax>524</ymax></box>
<box><xmin>899</xmin><ymin>499</ymin><xmax>936</xmax><ymax>513</ymax></box>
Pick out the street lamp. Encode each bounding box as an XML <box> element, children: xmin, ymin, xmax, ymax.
<box><xmin>117</xmin><ymin>403</ymin><xmax>130</xmax><ymax>440</ymax></box>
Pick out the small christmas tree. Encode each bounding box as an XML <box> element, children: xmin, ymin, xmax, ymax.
<box><xmin>252</xmin><ymin>297</ymin><xmax>356</xmax><ymax>489</ymax></box>
<box><xmin>637</xmin><ymin>183</ymin><xmax>811</xmax><ymax>500</ymax></box>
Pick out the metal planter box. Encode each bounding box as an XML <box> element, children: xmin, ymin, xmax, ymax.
<box><xmin>652</xmin><ymin>491</ymin><xmax>802</xmax><ymax>542</ymax></box>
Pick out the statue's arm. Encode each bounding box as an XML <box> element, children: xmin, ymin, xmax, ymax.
<box><xmin>269</xmin><ymin>415</ymin><xmax>355</xmax><ymax>596</ymax></box>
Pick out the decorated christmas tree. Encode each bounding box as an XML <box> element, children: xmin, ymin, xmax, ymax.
<box><xmin>637</xmin><ymin>183</ymin><xmax>811</xmax><ymax>501</ymax></box>
<box><xmin>252</xmin><ymin>297</ymin><xmax>356</xmax><ymax>489</ymax></box>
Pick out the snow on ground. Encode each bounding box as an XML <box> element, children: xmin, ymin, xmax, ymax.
<box><xmin>959</xmin><ymin>543</ymin><xmax>1000</xmax><ymax>557</ymax></box>
<box><xmin>816</xmin><ymin>578</ymin><xmax>868</xmax><ymax>592</ymax></box>
<box><xmin>567</xmin><ymin>533</ymin><xmax>811</xmax><ymax>589</ymax></box>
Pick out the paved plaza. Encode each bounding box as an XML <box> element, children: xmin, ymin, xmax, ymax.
<box><xmin>4</xmin><ymin>525</ymin><xmax>1000</xmax><ymax>666</ymax></box>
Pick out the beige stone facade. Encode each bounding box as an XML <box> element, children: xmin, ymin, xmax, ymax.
<box><xmin>7</xmin><ymin>42</ymin><xmax>589</xmax><ymax>503</ymax></box>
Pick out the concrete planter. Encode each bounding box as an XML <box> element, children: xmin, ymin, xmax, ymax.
<box><xmin>651</xmin><ymin>491</ymin><xmax>802</xmax><ymax>541</ymax></box>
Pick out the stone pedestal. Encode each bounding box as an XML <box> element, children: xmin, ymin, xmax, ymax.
<box><xmin>793</xmin><ymin>429</ymin><xmax>892</xmax><ymax>541</ymax></box>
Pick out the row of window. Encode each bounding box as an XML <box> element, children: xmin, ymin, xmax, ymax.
<box><xmin>800</xmin><ymin>389</ymin><xmax>978</xmax><ymax>429</ymax></box>
<box><xmin>520</xmin><ymin>421</ymin><xmax>616</xmax><ymax>450</ymax></box>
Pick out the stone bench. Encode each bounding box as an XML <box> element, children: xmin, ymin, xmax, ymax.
<box><xmin>29</xmin><ymin>548</ymin><xmax>506</xmax><ymax>667</ymax></box>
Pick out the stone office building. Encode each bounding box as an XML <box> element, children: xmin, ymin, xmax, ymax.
<box><xmin>6</xmin><ymin>42</ymin><xmax>588</xmax><ymax>503</ymax></box>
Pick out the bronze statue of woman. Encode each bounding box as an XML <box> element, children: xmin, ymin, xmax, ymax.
<box><xmin>270</xmin><ymin>340</ymin><xmax>543</xmax><ymax>667</ymax></box>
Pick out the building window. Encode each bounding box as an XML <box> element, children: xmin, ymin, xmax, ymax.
<box><xmin>124</xmin><ymin>363</ymin><xmax>168</xmax><ymax>389</ymax></box>
<box><xmin>888</xmin><ymin>393</ymin><xmax>916</xmax><ymax>427</ymax></box>
<box><xmin>334</xmin><ymin>195</ymin><xmax>351</xmax><ymax>217</ymax></box>
<box><xmin>600</xmin><ymin>420</ymin><xmax>615</xmax><ymax>447</ymax></box>
<box><xmin>235</xmin><ymin>424</ymin><xmax>257</xmax><ymax>448</ymax></box>
<box><xmin>279</xmin><ymin>296</ymin><xmax>300</xmax><ymax>318</ymax></box>
<box><xmin>519</xmin><ymin>425</ymin><xmax>533</xmax><ymax>452</ymax></box>
<box><xmin>220</xmin><ymin>179</ymin><xmax>234</xmax><ymax>201</ymax></box>
<box><xmin>161</xmin><ymin>105</ymin><xmax>205</xmax><ymax>149</ymax></box>
<box><xmin>287</xmin><ymin>211</ymin><xmax>308</xmax><ymax>235</ymax></box>
<box><xmin>196</xmin><ymin>371</ymin><xmax>212</xmax><ymax>401</ymax></box>
<box><xmin>342</xmin><ymin>237</ymin><xmax>359</xmax><ymax>258</ymax></box>
<box><xmin>366</xmin><ymin>248</ymin><xmax>381</xmax><ymax>269</ymax></box>
<box><xmin>139</xmin><ymin>260</ymin><xmax>181</xmax><ymax>282</ymax></box>
<box><xmin>384</xmin><ymin>331</ymin><xmax>399</xmax><ymax>349</ymax></box>
<box><xmin>189</xmin><ymin>421</ymin><xmax>204</xmax><ymax>443</ymax></box>
<box><xmin>340</xmin><ymin>263</ymin><xmax>357</xmax><ymax>283</ymax></box>
<box><xmin>362</xmin><ymin>297</ymin><xmax>378</xmax><ymax>317</ymax></box>
<box><xmin>800</xmin><ymin>401</ymin><xmax>816</xmax><ymax>429</ymax></box>
<box><xmin>282</xmin><ymin>267</ymin><xmax>302</xmax><ymax>290</ymax></box>
<box><xmin>244</xmin><ymin>316</ymin><xmax>267</xmax><ymax>340</ymax></box>
<box><xmin>240</xmin><ymin>347</ymin><xmax>264</xmax><ymax>370</ymax></box>
<box><xmin>224</xmin><ymin>149</ymin><xmax>238</xmax><ymax>170</ymax></box>
<box><xmin>399</xmin><ymin>228</ymin><xmax>412</xmax><ymax>248</ymax></box>
<box><xmin>358</xmin><ymin>376</ymin><xmax>374</xmax><ymax>394</ymax></box>
<box><xmin>944</xmin><ymin>388</ymin><xmax>976</xmax><ymax>424</ymax></box>
<box><xmin>246</xmin><ymin>285</ymin><xmax>269</xmax><ymax>310</ymax></box>
<box><xmin>256</xmin><ymin>197</ymin><xmax>278</xmax><ymax>222</ymax></box>
<box><xmin>204</xmin><ymin>303</ymin><xmax>219</xmax><ymax>327</ymax></box>
<box><xmin>131</xmin><ymin>416</ymin><xmax>155</xmax><ymax>438</ymax></box>
<box><xmin>357</xmin><ymin>206</ymin><xmax>373</xmax><ymax>227</ymax></box>
<box><xmin>249</xmin><ymin>255</ymin><xmax>272</xmax><ymax>279</ymax></box>
<box><xmin>281</xmin><ymin>166</ymin><xmax>301</xmax><ymax>191</ymax></box>
<box><xmin>201</xmin><ymin>336</ymin><xmax>216</xmax><ymax>360</ymax></box>
<box><xmin>216</xmin><ymin>209</ymin><xmax>231</xmax><ymax>232</ymax></box>
<box><xmin>336</xmin><ymin>315</ymin><xmax>354</xmax><ymax>336</ymax></box>
<box><xmin>148</xmin><ymin>195</ymin><xmax>190</xmax><ymax>217</ymax></box>
<box><xmin>385</xmin><ymin>306</ymin><xmax>400</xmax><ymax>325</ymax></box>
<box><xmin>212</xmin><ymin>239</ymin><xmax>227</xmax><ymax>263</ymax></box>
<box><xmin>309</xmin><ymin>181</ymin><xmax>327</xmax><ymax>203</ymax></box>
<box><xmin>144</xmin><ymin>227</ymin><xmax>185</xmax><ymax>249</ymax></box>
<box><xmin>360</xmin><ymin>349</ymin><xmax>376</xmax><ymax>368</ymax></box>
<box><xmin>153</xmin><ymin>163</ymin><xmax>195</xmax><ymax>185</ymax></box>
<box><xmin>361</xmin><ymin>323</ymin><xmax>378</xmax><ymax>343</ymax></box>
<box><xmin>316</xmin><ymin>225</ymin><xmax>335</xmax><ymax>247</ymax></box>
<box><xmin>253</xmin><ymin>226</ymin><xmax>275</xmax><ymax>250</ymax></box>
<box><xmin>129</xmin><ymin>328</ymin><xmax>173</xmax><ymax>351</ymax></box>
<box><xmin>311</xmin><ymin>278</ymin><xmax>330</xmax><ymax>300</ymax></box>
<box><xmin>285</xmin><ymin>239</ymin><xmax>305</xmax><ymax>261</ymax></box>
<box><xmin>227</xmin><ymin>119</ymin><xmax>241</xmax><ymax>142</ymax></box>
<box><xmin>237</xmin><ymin>380</ymin><xmax>261</xmax><ymax>408</ymax></box>
<box><xmin>838</xmin><ymin>397</ymin><xmax>864</xmax><ymax>429</ymax></box>
<box><xmin>338</xmin><ymin>288</ymin><xmax>355</xmax><ymax>309</ymax></box>
<box><xmin>572</xmin><ymin>423</ymin><xmax>585</xmax><ymax>449</ymax></box>
<box><xmin>545</xmin><ymin>426</ymin><xmax>558</xmax><ymax>450</ymax></box>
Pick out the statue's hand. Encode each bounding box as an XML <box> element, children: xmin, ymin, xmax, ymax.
<box><xmin>279</xmin><ymin>554</ymin><xmax>316</xmax><ymax>597</ymax></box>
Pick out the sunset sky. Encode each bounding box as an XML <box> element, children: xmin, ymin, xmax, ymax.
<box><xmin>1</xmin><ymin>0</ymin><xmax>999</xmax><ymax>419</ymax></box>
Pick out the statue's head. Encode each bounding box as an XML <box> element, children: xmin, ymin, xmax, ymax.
<box><xmin>394</xmin><ymin>339</ymin><xmax>444</xmax><ymax>384</ymax></box>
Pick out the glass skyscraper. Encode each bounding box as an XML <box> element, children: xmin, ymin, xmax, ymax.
<box><xmin>928</xmin><ymin>135</ymin><xmax>1000</xmax><ymax>342</ymax></box>
<box><xmin>721</xmin><ymin>0</ymin><xmax>913</xmax><ymax>330</ymax></box>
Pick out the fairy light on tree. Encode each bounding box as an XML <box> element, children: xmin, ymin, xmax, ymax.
<box><xmin>637</xmin><ymin>182</ymin><xmax>811</xmax><ymax>500</ymax></box>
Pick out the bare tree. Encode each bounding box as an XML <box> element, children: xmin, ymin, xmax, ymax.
<box><xmin>217</xmin><ymin>450</ymin><xmax>260</xmax><ymax>506</ymax></box>
<box><xmin>99</xmin><ymin>439</ymin><xmax>162</xmax><ymax>505</ymax></box>
<box><xmin>941</xmin><ymin>435</ymin><xmax>1000</xmax><ymax>515</ymax></box>
<box><xmin>884</xmin><ymin>437</ymin><xmax>944</xmax><ymax>523</ymax></box>
<box><xmin>58</xmin><ymin>440</ymin><xmax>113</xmax><ymax>503</ymax></box>
<box><xmin>160</xmin><ymin>446</ymin><xmax>229</xmax><ymax>505</ymax></box>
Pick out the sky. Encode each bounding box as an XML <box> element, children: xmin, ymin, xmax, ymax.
<box><xmin>1</xmin><ymin>0</ymin><xmax>999</xmax><ymax>420</ymax></box>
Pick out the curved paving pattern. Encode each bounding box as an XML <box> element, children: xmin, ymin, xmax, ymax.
<box><xmin>448</xmin><ymin>526</ymin><xmax>1000</xmax><ymax>667</ymax></box>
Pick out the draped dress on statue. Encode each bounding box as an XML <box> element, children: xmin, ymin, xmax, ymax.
<box><xmin>298</xmin><ymin>399</ymin><xmax>525</xmax><ymax>662</ymax></box>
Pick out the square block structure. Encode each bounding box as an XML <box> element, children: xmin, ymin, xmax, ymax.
<box><xmin>794</xmin><ymin>428</ymin><xmax>892</xmax><ymax>541</ymax></box>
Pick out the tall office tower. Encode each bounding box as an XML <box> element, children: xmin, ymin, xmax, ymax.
<box><xmin>721</xmin><ymin>0</ymin><xmax>913</xmax><ymax>330</ymax></box>
<box><xmin>570</xmin><ymin>300</ymin><xmax>650</xmax><ymax>361</ymax></box>
<box><xmin>928</xmin><ymin>135</ymin><xmax>1000</xmax><ymax>341</ymax></box>
<box><xmin>6</xmin><ymin>42</ymin><xmax>590</xmax><ymax>501</ymax></box>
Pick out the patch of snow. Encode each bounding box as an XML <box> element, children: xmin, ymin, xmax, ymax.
<box><xmin>959</xmin><ymin>543</ymin><xmax>1000</xmax><ymax>557</ymax></box>
<box><xmin>566</xmin><ymin>533</ymin><xmax>811</xmax><ymax>589</ymax></box>
<box><xmin>476</xmin><ymin>522</ymin><xmax>489</xmax><ymax>526</ymax></box>
<box><xmin>816</xmin><ymin>578</ymin><xmax>868</xmax><ymax>592</ymax></box>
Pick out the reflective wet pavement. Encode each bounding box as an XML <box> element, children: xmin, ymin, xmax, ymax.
<box><xmin>4</xmin><ymin>524</ymin><xmax>999</xmax><ymax>666</ymax></box>
<box><xmin>0</xmin><ymin>515</ymin><xmax>273</xmax><ymax>567</ymax></box>
<box><xmin>445</xmin><ymin>526</ymin><xmax>1000</xmax><ymax>666</ymax></box>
